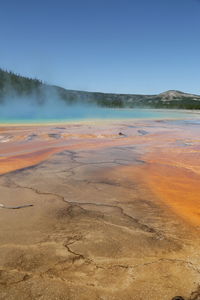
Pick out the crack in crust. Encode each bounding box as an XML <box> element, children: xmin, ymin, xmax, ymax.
<box><xmin>5</xmin><ymin>176</ymin><xmax>160</xmax><ymax>237</ymax></box>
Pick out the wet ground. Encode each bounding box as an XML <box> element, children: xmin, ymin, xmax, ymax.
<box><xmin>0</xmin><ymin>119</ymin><xmax>200</xmax><ymax>300</ymax></box>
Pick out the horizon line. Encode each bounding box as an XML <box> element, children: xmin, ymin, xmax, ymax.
<box><xmin>1</xmin><ymin>67</ymin><xmax>200</xmax><ymax>97</ymax></box>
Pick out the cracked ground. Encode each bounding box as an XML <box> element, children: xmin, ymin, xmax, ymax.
<box><xmin>0</xmin><ymin>120</ymin><xmax>200</xmax><ymax>299</ymax></box>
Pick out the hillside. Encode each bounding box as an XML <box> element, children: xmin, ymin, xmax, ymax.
<box><xmin>1</xmin><ymin>68</ymin><xmax>200</xmax><ymax>109</ymax></box>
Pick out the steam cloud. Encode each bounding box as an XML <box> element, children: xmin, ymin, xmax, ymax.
<box><xmin>0</xmin><ymin>87</ymin><xmax>191</xmax><ymax>122</ymax></box>
<box><xmin>0</xmin><ymin>88</ymin><xmax>110</xmax><ymax>122</ymax></box>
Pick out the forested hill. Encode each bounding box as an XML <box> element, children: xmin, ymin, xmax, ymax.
<box><xmin>1</xmin><ymin>68</ymin><xmax>200</xmax><ymax>109</ymax></box>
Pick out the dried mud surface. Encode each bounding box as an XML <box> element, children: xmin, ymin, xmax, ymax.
<box><xmin>0</xmin><ymin>120</ymin><xmax>200</xmax><ymax>300</ymax></box>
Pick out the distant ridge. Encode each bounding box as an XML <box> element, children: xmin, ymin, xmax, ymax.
<box><xmin>1</xmin><ymin>68</ymin><xmax>200</xmax><ymax>109</ymax></box>
<box><xmin>158</xmin><ymin>90</ymin><xmax>200</xmax><ymax>100</ymax></box>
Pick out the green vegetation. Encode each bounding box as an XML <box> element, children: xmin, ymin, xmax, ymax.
<box><xmin>0</xmin><ymin>69</ymin><xmax>42</xmax><ymax>100</ymax></box>
<box><xmin>1</xmin><ymin>68</ymin><xmax>200</xmax><ymax>109</ymax></box>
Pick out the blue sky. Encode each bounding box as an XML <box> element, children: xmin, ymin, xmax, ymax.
<box><xmin>0</xmin><ymin>0</ymin><xmax>200</xmax><ymax>94</ymax></box>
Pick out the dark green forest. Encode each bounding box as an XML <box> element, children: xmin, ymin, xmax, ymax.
<box><xmin>1</xmin><ymin>68</ymin><xmax>200</xmax><ymax>109</ymax></box>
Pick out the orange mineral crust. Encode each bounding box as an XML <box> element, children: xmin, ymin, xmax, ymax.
<box><xmin>135</xmin><ymin>162</ymin><xmax>200</xmax><ymax>226</ymax></box>
<box><xmin>0</xmin><ymin>135</ymin><xmax>138</xmax><ymax>174</ymax></box>
<box><xmin>132</xmin><ymin>128</ymin><xmax>200</xmax><ymax>227</ymax></box>
<box><xmin>0</xmin><ymin>147</ymin><xmax>61</xmax><ymax>174</ymax></box>
<box><xmin>0</xmin><ymin>120</ymin><xmax>200</xmax><ymax>227</ymax></box>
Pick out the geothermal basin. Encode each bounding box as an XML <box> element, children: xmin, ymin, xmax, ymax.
<box><xmin>0</xmin><ymin>113</ymin><xmax>200</xmax><ymax>299</ymax></box>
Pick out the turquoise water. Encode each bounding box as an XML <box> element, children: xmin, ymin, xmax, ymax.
<box><xmin>0</xmin><ymin>108</ymin><xmax>199</xmax><ymax>124</ymax></box>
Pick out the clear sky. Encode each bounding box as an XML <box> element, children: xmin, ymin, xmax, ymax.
<box><xmin>0</xmin><ymin>0</ymin><xmax>200</xmax><ymax>94</ymax></box>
